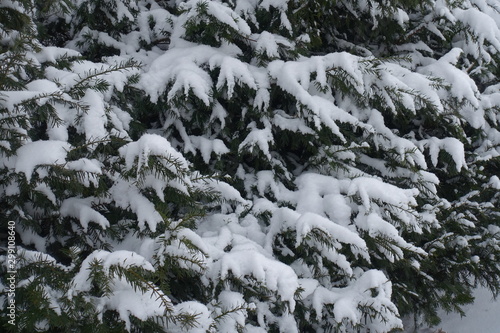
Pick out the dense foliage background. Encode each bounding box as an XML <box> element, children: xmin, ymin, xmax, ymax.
<box><xmin>1</xmin><ymin>0</ymin><xmax>499</xmax><ymax>332</ymax></box>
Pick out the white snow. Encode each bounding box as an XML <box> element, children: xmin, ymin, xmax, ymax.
<box><xmin>139</xmin><ymin>43</ymin><xmax>241</xmax><ymax>104</ymax></box>
<box><xmin>347</xmin><ymin>176</ymin><xmax>419</xmax><ymax>209</ymax></box>
<box><xmin>238</xmin><ymin>123</ymin><xmax>274</xmax><ymax>160</ymax></box>
<box><xmin>215</xmin><ymin>248</ymin><xmax>299</xmax><ymax>311</ymax></box>
<box><xmin>33</xmin><ymin>47</ymin><xmax>81</xmax><ymax>63</ymax></box>
<box><xmin>417</xmin><ymin>137</ymin><xmax>467</xmax><ymax>171</ymax></box>
<box><xmin>65</xmin><ymin>158</ymin><xmax>102</xmax><ymax>186</ymax></box>
<box><xmin>196</xmin><ymin>178</ymin><xmax>248</xmax><ymax>205</ymax></box>
<box><xmin>69</xmin><ymin>249</ymin><xmax>160</xmax><ymax>329</ymax></box>
<box><xmin>273</xmin><ymin>109</ymin><xmax>315</xmax><ymax>135</ymax></box>
<box><xmin>214</xmin><ymin>291</ymin><xmax>248</xmax><ymax>332</ymax></box>
<box><xmin>487</xmin><ymin>175</ymin><xmax>500</xmax><ymax>189</ymax></box>
<box><xmin>103</xmin><ymin>281</ymin><xmax>164</xmax><ymax>331</ymax></box>
<box><xmin>295</xmin><ymin>212</ymin><xmax>368</xmax><ymax>256</ymax></box>
<box><xmin>410</xmin><ymin>287</ymin><xmax>500</xmax><ymax>333</ymax></box>
<box><xmin>34</xmin><ymin>183</ymin><xmax>57</xmax><ymax>205</ymax></box>
<box><xmin>13</xmin><ymin>140</ymin><xmax>71</xmax><ymax>180</ymax></box>
<box><xmin>4</xmin><ymin>1</ymin><xmax>500</xmax><ymax>333</ymax></box>
<box><xmin>216</xmin><ymin>56</ymin><xmax>257</xmax><ymax>98</ymax></box>
<box><xmin>419</xmin><ymin>48</ymin><xmax>479</xmax><ymax>108</ymax></box>
<box><xmin>60</xmin><ymin>197</ymin><xmax>110</xmax><ymax>232</ymax></box>
<box><xmin>355</xmin><ymin>211</ymin><xmax>426</xmax><ymax>262</ymax></box>
<box><xmin>81</xmin><ymin>89</ymin><xmax>108</xmax><ymax>142</ymax></box>
<box><xmin>453</xmin><ymin>7</ymin><xmax>500</xmax><ymax>60</ymax></box>
<box><xmin>268</xmin><ymin>54</ymin><xmax>366</xmax><ymax>141</ymax></box>
<box><xmin>110</xmin><ymin>179</ymin><xmax>163</xmax><ymax>232</ymax></box>
<box><xmin>189</xmin><ymin>135</ymin><xmax>229</xmax><ymax>163</ymax></box>
<box><xmin>119</xmin><ymin>133</ymin><xmax>190</xmax><ymax>174</ymax></box>
<box><xmin>311</xmin><ymin>270</ymin><xmax>402</xmax><ymax>330</ymax></box>
<box><xmin>172</xmin><ymin>302</ymin><xmax>214</xmax><ymax>332</ymax></box>
<box><xmin>253</xmin><ymin>31</ymin><xmax>281</xmax><ymax>58</ymax></box>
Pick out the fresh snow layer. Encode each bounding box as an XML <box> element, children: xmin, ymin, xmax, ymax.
<box><xmin>409</xmin><ymin>287</ymin><xmax>500</xmax><ymax>333</ymax></box>
<box><xmin>433</xmin><ymin>287</ymin><xmax>500</xmax><ymax>333</ymax></box>
<box><xmin>13</xmin><ymin>141</ymin><xmax>71</xmax><ymax>180</ymax></box>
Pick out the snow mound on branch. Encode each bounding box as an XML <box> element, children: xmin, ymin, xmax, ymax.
<box><xmin>238</xmin><ymin>123</ymin><xmax>274</xmax><ymax>160</ymax></box>
<box><xmin>119</xmin><ymin>133</ymin><xmax>189</xmax><ymax>174</ymax></box>
<box><xmin>69</xmin><ymin>250</ymin><xmax>166</xmax><ymax>331</ymax></box>
<box><xmin>295</xmin><ymin>212</ymin><xmax>368</xmax><ymax>254</ymax></box>
<box><xmin>32</xmin><ymin>47</ymin><xmax>81</xmax><ymax>64</ymax></box>
<box><xmin>419</xmin><ymin>48</ymin><xmax>479</xmax><ymax>107</ymax></box>
<box><xmin>346</xmin><ymin>176</ymin><xmax>419</xmax><ymax>210</ymax></box>
<box><xmin>172</xmin><ymin>302</ymin><xmax>213</xmax><ymax>333</ymax></box>
<box><xmin>311</xmin><ymin>270</ymin><xmax>402</xmax><ymax>330</ymax></box>
<box><xmin>367</xmin><ymin>109</ymin><xmax>427</xmax><ymax>168</ymax></box>
<box><xmin>101</xmin><ymin>277</ymin><xmax>166</xmax><ymax>331</ymax></box>
<box><xmin>81</xmin><ymin>89</ymin><xmax>107</xmax><ymax>141</ymax></box>
<box><xmin>60</xmin><ymin>197</ymin><xmax>110</xmax><ymax>232</ymax></box>
<box><xmin>214</xmin><ymin>291</ymin><xmax>249</xmax><ymax>333</ymax></box>
<box><xmin>417</xmin><ymin>137</ymin><xmax>467</xmax><ymax>171</ymax></box>
<box><xmin>13</xmin><ymin>140</ymin><xmax>71</xmax><ymax>180</ymax></box>
<box><xmin>189</xmin><ymin>135</ymin><xmax>229</xmax><ymax>163</ymax></box>
<box><xmin>453</xmin><ymin>7</ymin><xmax>500</xmax><ymax>61</ymax></box>
<box><xmin>110</xmin><ymin>179</ymin><xmax>163</xmax><ymax>232</ymax></box>
<box><xmin>215</xmin><ymin>248</ymin><xmax>299</xmax><ymax>311</ymax></box>
<box><xmin>139</xmin><ymin>39</ymin><xmax>254</xmax><ymax>104</ymax></box>
<box><xmin>74</xmin><ymin>250</ymin><xmax>154</xmax><ymax>280</ymax></box>
<box><xmin>268</xmin><ymin>53</ymin><xmax>365</xmax><ymax>141</ymax></box>
<box><xmin>253</xmin><ymin>31</ymin><xmax>290</xmax><ymax>58</ymax></box>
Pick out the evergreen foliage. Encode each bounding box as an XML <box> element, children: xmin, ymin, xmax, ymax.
<box><xmin>1</xmin><ymin>0</ymin><xmax>499</xmax><ymax>332</ymax></box>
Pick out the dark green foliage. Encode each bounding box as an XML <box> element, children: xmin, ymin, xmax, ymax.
<box><xmin>1</xmin><ymin>0</ymin><xmax>500</xmax><ymax>332</ymax></box>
